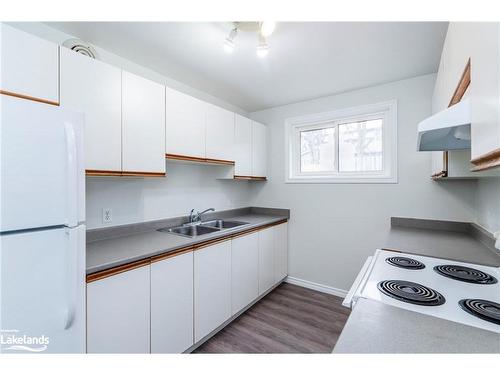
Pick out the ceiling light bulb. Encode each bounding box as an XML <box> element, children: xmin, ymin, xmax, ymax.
<box><xmin>223</xmin><ymin>28</ymin><xmax>237</xmax><ymax>53</ymax></box>
<box><xmin>257</xmin><ymin>34</ymin><xmax>269</xmax><ymax>58</ymax></box>
<box><xmin>224</xmin><ymin>39</ymin><xmax>234</xmax><ymax>53</ymax></box>
<box><xmin>260</xmin><ymin>22</ymin><xmax>276</xmax><ymax>37</ymax></box>
<box><xmin>256</xmin><ymin>44</ymin><xmax>269</xmax><ymax>58</ymax></box>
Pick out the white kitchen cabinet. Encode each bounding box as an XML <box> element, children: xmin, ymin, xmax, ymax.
<box><xmin>0</xmin><ymin>23</ymin><xmax>59</xmax><ymax>104</ymax></box>
<box><xmin>194</xmin><ymin>240</ymin><xmax>232</xmax><ymax>342</ymax></box>
<box><xmin>468</xmin><ymin>23</ymin><xmax>500</xmax><ymax>162</ymax></box>
<box><xmin>122</xmin><ymin>71</ymin><xmax>166</xmax><ymax>174</ymax></box>
<box><xmin>87</xmin><ymin>265</ymin><xmax>150</xmax><ymax>353</ymax></box>
<box><xmin>252</xmin><ymin>121</ymin><xmax>268</xmax><ymax>178</ymax></box>
<box><xmin>151</xmin><ymin>251</ymin><xmax>194</xmax><ymax>353</ymax></box>
<box><xmin>431</xmin><ymin>23</ymin><xmax>500</xmax><ymax>174</ymax></box>
<box><xmin>273</xmin><ymin>223</ymin><xmax>288</xmax><ymax>283</ymax></box>
<box><xmin>165</xmin><ymin>86</ymin><xmax>206</xmax><ymax>159</ymax></box>
<box><xmin>258</xmin><ymin>227</ymin><xmax>275</xmax><ymax>295</ymax></box>
<box><xmin>234</xmin><ymin>114</ymin><xmax>253</xmax><ymax>176</ymax></box>
<box><xmin>231</xmin><ymin>232</ymin><xmax>259</xmax><ymax>314</ymax></box>
<box><xmin>206</xmin><ymin>103</ymin><xmax>235</xmax><ymax>161</ymax></box>
<box><xmin>60</xmin><ymin>47</ymin><xmax>122</xmax><ymax>172</ymax></box>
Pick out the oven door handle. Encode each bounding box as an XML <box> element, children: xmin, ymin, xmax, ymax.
<box><xmin>343</xmin><ymin>256</ymin><xmax>374</xmax><ymax>308</ymax></box>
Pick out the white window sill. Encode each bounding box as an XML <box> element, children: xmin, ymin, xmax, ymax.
<box><xmin>285</xmin><ymin>176</ymin><xmax>398</xmax><ymax>184</ymax></box>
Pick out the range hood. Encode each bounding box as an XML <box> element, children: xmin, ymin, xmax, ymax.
<box><xmin>417</xmin><ymin>99</ymin><xmax>471</xmax><ymax>151</ymax></box>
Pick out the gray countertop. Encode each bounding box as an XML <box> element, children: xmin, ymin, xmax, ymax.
<box><xmin>334</xmin><ymin>217</ymin><xmax>500</xmax><ymax>353</ymax></box>
<box><xmin>333</xmin><ymin>299</ymin><xmax>500</xmax><ymax>353</ymax></box>
<box><xmin>86</xmin><ymin>209</ymin><xmax>289</xmax><ymax>274</ymax></box>
<box><xmin>384</xmin><ymin>222</ymin><xmax>500</xmax><ymax>267</ymax></box>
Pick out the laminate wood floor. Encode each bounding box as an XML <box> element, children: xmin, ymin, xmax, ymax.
<box><xmin>193</xmin><ymin>282</ymin><xmax>351</xmax><ymax>353</ymax></box>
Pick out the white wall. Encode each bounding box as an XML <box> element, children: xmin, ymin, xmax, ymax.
<box><xmin>250</xmin><ymin>74</ymin><xmax>477</xmax><ymax>292</ymax></box>
<box><xmin>86</xmin><ymin>163</ymin><xmax>254</xmax><ymax>229</ymax></box>
<box><xmin>476</xmin><ymin>179</ymin><xmax>500</xmax><ymax>234</ymax></box>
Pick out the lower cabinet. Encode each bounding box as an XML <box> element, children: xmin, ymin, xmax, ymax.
<box><xmin>87</xmin><ymin>265</ymin><xmax>150</xmax><ymax>353</ymax></box>
<box><xmin>194</xmin><ymin>240</ymin><xmax>232</xmax><ymax>342</ymax></box>
<box><xmin>258</xmin><ymin>227</ymin><xmax>275</xmax><ymax>295</ymax></box>
<box><xmin>231</xmin><ymin>232</ymin><xmax>259</xmax><ymax>314</ymax></box>
<box><xmin>151</xmin><ymin>251</ymin><xmax>194</xmax><ymax>353</ymax></box>
<box><xmin>86</xmin><ymin>221</ymin><xmax>288</xmax><ymax>353</ymax></box>
<box><xmin>274</xmin><ymin>223</ymin><xmax>288</xmax><ymax>283</ymax></box>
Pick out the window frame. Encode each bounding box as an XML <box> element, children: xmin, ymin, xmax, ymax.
<box><xmin>285</xmin><ymin>100</ymin><xmax>398</xmax><ymax>184</ymax></box>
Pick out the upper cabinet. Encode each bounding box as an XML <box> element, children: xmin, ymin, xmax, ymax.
<box><xmin>234</xmin><ymin>114</ymin><xmax>253</xmax><ymax>176</ymax></box>
<box><xmin>165</xmin><ymin>87</ymin><xmax>206</xmax><ymax>159</ymax></box>
<box><xmin>61</xmin><ymin>48</ymin><xmax>166</xmax><ymax>176</ymax></box>
<box><xmin>122</xmin><ymin>71</ymin><xmax>166</xmax><ymax>175</ymax></box>
<box><xmin>0</xmin><ymin>23</ymin><xmax>59</xmax><ymax>105</ymax></box>
<box><xmin>60</xmin><ymin>47</ymin><xmax>122</xmax><ymax>173</ymax></box>
<box><xmin>206</xmin><ymin>103</ymin><xmax>235</xmax><ymax>162</ymax></box>
<box><xmin>432</xmin><ymin>23</ymin><xmax>500</xmax><ymax>173</ymax></box>
<box><xmin>252</xmin><ymin>121</ymin><xmax>268</xmax><ymax>178</ymax></box>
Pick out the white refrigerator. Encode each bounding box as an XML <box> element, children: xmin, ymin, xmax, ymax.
<box><xmin>0</xmin><ymin>95</ymin><xmax>86</xmax><ymax>353</ymax></box>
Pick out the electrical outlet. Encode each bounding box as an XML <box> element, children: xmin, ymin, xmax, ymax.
<box><xmin>102</xmin><ymin>208</ymin><xmax>112</xmax><ymax>224</ymax></box>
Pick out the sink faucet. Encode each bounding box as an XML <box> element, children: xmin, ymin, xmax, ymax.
<box><xmin>189</xmin><ymin>208</ymin><xmax>215</xmax><ymax>223</ymax></box>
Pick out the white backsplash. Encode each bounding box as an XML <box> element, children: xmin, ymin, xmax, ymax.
<box><xmin>85</xmin><ymin>162</ymin><xmax>256</xmax><ymax>229</ymax></box>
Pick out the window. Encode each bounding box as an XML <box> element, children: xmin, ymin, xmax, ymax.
<box><xmin>285</xmin><ymin>100</ymin><xmax>397</xmax><ymax>183</ymax></box>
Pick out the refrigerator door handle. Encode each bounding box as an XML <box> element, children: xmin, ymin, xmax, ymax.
<box><xmin>63</xmin><ymin>228</ymin><xmax>78</xmax><ymax>330</ymax></box>
<box><xmin>64</xmin><ymin>122</ymin><xmax>78</xmax><ymax>228</ymax></box>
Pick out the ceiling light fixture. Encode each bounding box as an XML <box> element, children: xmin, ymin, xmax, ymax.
<box><xmin>260</xmin><ymin>22</ymin><xmax>276</xmax><ymax>37</ymax></box>
<box><xmin>224</xmin><ymin>27</ymin><xmax>237</xmax><ymax>53</ymax></box>
<box><xmin>223</xmin><ymin>22</ymin><xmax>275</xmax><ymax>58</ymax></box>
<box><xmin>256</xmin><ymin>34</ymin><xmax>269</xmax><ymax>58</ymax></box>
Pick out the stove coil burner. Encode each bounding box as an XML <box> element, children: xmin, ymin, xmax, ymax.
<box><xmin>386</xmin><ymin>256</ymin><xmax>425</xmax><ymax>270</ymax></box>
<box><xmin>434</xmin><ymin>265</ymin><xmax>498</xmax><ymax>284</ymax></box>
<box><xmin>459</xmin><ymin>299</ymin><xmax>500</xmax><ymax>325</ymax></box>
<box><xmin>377</xmin><ymin>280</ymin><xmax>446</xmax><ymax>306</ymax></box>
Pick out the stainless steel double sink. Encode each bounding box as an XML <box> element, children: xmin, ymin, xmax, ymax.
<box><xmin>157</xmin><ymin>219</ymin><xmax>249</xmax><ymax>238</ymax></box>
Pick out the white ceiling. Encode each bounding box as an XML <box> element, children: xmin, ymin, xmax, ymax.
<box><xmin>46</xmin><ymin>22</ymin><xmax>448</xmax><ymax>112</ymax></box>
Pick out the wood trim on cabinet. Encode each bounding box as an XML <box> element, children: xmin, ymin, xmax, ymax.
<box><xmin>448</xmin><ymin>58</ymin><xmax>471</xmax><ymax>107</ymax></box>
<box><xmin>433</xmin><ymin>59</ymin><xmax>471</xmax><ymax>179</ymax></box>
<box><xmin>86</xmin><ymin>258</ymin><xmax>151</xmax><ymax>283</ymax></box>
<box><xmin>233</xmin><ymin>175</ymin><xmax>267</xmax><ymax>181</ymax></box>
<box><xmin>150</xmin><ymin>246</ymin><xmax>194</xmax><ymax>263</ymax></box>
<box><xmin>166</xmin><ymin>153</ymin><xmax>235</xmax><ymax>166</ymax></box>
<box><xmin>86</xmin><ymin>170</ymin><xmax>166</xmax><ymax>177</ymax></box>
<box><xmin>471</xmin><ymin>148</ymin><xmax>500</xmax><ymax>171</ymax></box>
<box><xmin>86</xmin><ymin>169</ymin><xmax>123</xmax><ymax>177</ymax></box>
<box><xmin>0</xmin><ymin>90</ymin><xmax>59</xmax><ymax>106</ymax></box>
<box><xmin>194</xmin><ymin>236</ymin><xmax>232</xmax><ymax>250</ymax></box>
<box><xmin>121</xmin><ymin>171</ymin><xmax>166</xmax><ymax>177</ymax></box>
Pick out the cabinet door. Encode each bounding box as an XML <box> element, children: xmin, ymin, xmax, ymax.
<box><xmin>87</xmin><ymin>265</ymin><xmax>150</xmax><ymax>353</ymax></box>
<box><xmin>0</xmin><ymin>23</ymin><xmax>59</xmax><ymax>104</ymax></box>
<box><xmin>194</xmin><ymin>240</ymin><xmax>231</xmax><ymax>342</ymax></box>
<box><xmin>273</xmin><ymin>223</ymin><xmax>288</xmax><ymax>283</ymax></box>
<box><xmin>258</xmin><ymin>227</ymin><xmax>275</xmax><ymax>295</ymax></box>
<box><xmin>60</xmin><ymin>47</ymin><xmax>122</xmax><ymax>172</ymax></box>
<box><xmin>469</xmin><ymin>23</ymin><xmax>500</xmax><ymax>160</ymax></box>
<box><xmin>252</xmin><ymin>121</ymin><xmax>268</xmax><ymax>178</ymax></box>
<box><xmin>151</xmin><ymin>251</ymin><xmax>193</xmax><ymax>353</ymax></box>
<box><xmin>231</xmin><ymin>232</ymin><xmax>259</xmax><ymax>315</ymax></box>
<box><xmin>234</xmin><ymin>114</ymin><xmax>253</xmax><ymax>176</ymax></box>
<box><xmin>122</xmin><ymin>71</ymin><xmax>166</xmax><ymax>174</ymax></box>
<box><xmin>165</xmin><ymin>87</ymin><xmax>206</xmax><ymax>159</ymax></box>
<box><xmin>206</xmin><ymin>103</ymin><xmax>235</xmax><ymax>161</ymax></box>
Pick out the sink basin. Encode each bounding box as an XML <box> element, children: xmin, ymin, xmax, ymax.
<box><xmin>158</xmin><ymin>225</ymin><xmax>220</xmax><ymax>238</ymax></box>
<box><xmin>200</xmin><ymin>219</ymin><xmax>249</xmax><ymax>229</ymax></box>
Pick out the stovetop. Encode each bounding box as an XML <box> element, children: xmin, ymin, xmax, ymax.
<box><xmin>354</xmin><ymin>249</ymin><xmax>500</xmax><ymax>333</ymax></box>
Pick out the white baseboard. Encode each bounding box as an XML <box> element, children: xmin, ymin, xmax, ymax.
<box><xmin>285</xmin><ymin>276</ymin><xmax>348</xmax><ymax>298</ymax></box>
